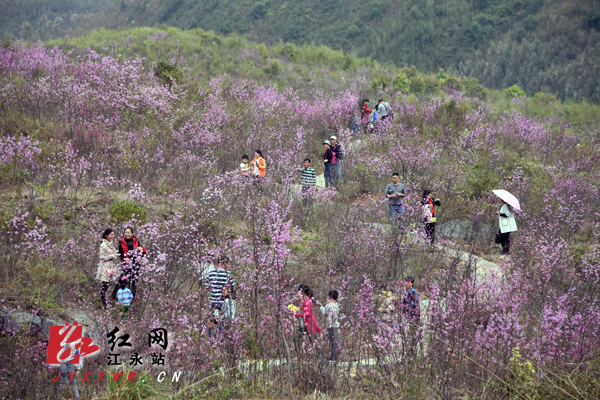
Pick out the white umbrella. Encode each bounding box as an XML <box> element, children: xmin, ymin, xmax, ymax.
<box><xmin>492</xmin><ymin>189</ymin><xmax>521</xmax><ymax>211</ymax></box>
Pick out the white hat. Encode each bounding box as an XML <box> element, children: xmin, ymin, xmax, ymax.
<box><xmin>330</xmin><ymin>135</ymin><xmax>337</xmax><ymax>140</ymax></box>
<box><xmin>323</xmin><ymin>140</ymin><xmax>331</xmax><ymax>146</ymax></box>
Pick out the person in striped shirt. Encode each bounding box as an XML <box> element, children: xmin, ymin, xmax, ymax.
<box><xmin>117</xmin><ymin>277</ymin><xmax>133</xmax><ymax>324</ymax></box>
<box><xmin>298</xmin><ymin>158</ymin><xmax>316</xmax><ymax>187</ymax></box>
<box><xmin>298</xmin><ymin>158</ymin><xmax>316</xmax><ymax>205</ymax></box>
<box><xmin>206</xmin><ymin>255</ymin><xmax>235</xmax><ymax>336</ymax></box>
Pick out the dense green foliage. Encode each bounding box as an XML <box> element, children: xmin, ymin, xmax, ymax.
<box><xmin>48</xmin><ymin>27</ymin><xmax>489</xmax><ymax>99</ymax></box>
<box><xmin>48</xmin><ymin>27</ymin><xmax>600</xmax><ymax>126</ymax></box>
<box><xmin>1</xmin><ymin>0</ymin><xmax>111</xmax><ymax>41</ymax></box>
<box><xmin>6</xmin><ymin>0</ymin><xmax>600</xmax><ymax>103</ymax></box>
<box><xmin>108</xmin><ymin>199</ymin><xmax>148</xmax><ymax>225</ymax></box>
<box><xmin>455</xmin><ymin>1</ymin><xmax>600</xmax><ymax>104</ymax></box>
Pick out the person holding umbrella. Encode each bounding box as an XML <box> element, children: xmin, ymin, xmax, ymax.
<box><xmin>493</xmin><ymin>190</ymin><xmax>519</xmax><ymax>255</ymax></box>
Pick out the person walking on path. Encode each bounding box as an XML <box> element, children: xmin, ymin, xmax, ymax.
<box><xmin>112</xmin><ymin>226</ymin><xmax>147</xmax><ymax>301</ymax></box>
<box><xmin>316</xmin><ymin>290</ymin><xmax>340</xmax><ymax>361</ymax></box>
<box><xmin>497</xmin><ymin>198</ymin><xmax>517</xmax><ymax>255</ymax></box>
<box><xmin>251</xmin><ymin>150</ymin><xmax>266</xmax><ymax>178</ymax></box>
<box><xmin>292</xmin><ymin>285</ymin><xmax>321</xmax><ymax>352</ymax></box>
<box><xmin>421</xmin><ymin>190</ymin><xmax>441</xmax><ymax>244</ymax></box>
<box><xmin>377</xmin><ymin>99</ymin><xmax>393</xmax><ymax>121</ymax></box>
<box><xmin>206</xmin><ymin>256</ymin><xmax>236</xmax><ymax>336</ymax></box>
<box><xmin>97</xmin><ymin>228</ymin><xmax>118</xmax><ymax>309</ymax></box>
<box><xmin>385</xmin><ymin>173</ymin><xmax>407</xmax><ymax>227</ymax></box>
<box><xmin>58</xmin><ymin>343</ymin><xmax>82</xmax><ymax>399</ymax></box>
<box><xmin>330</xmin><ymin>135</ymin><xmax>343</xmax><ymax>185</ymax></box>
<box><xmin>116</xmin><ymin>277</ymin><xmax>133</xmax><ymax>324</ymax></box>
<box><xmin>323</xmin><ymin>140</ymin><xmax>336</xmax><ymax>188</ymax></box>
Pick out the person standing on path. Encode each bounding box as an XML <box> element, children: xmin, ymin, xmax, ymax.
<box><xmin>385</xmin><ymin>173</ymin><xmax>407</xmax><ymax>227</ymax></box>
<box><xmin>112</xmin><ymin>226</ymin><xmax>147</xmax><ymax>301</ymax></box>
<box><xmin>421</xmin><ymin>190</ymin><xmax>441</xmax><ymax>244</ymax></box>
<box><xmin>316</xmin><ymin>290</ymin><xmax>340</xmax><ymax>361</ymax></box>
<box><xmin>97</xmin><ymin>228</ymin><xmax>118</xmax><ymax>309</ymax></box>
<box><xmin>330</xmin><ymin>135</ymin><xmax>343</xmax><ymax>185</ymax></box>
<box><xmin>497</xmin><ymin>198</ymin><xmax>517</xmax><ymax>255</ymax></box>
<box><xmin>323</xmin><ymin>140</ymin><xmax>336</xmax><ymax>188</ymax></box>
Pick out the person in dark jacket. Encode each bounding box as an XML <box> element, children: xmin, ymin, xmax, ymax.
<box><xmin>330</xmin><ymin>135</ymin><xmax>343</xmax><ymax>185</ymax></box>
<box><xmin>402</xmin><ymin>276</ymin><xmax>420</xmax><ymax>324</ymax></box>
<box><xmin>111</xmin><ymin>226</ymin><xmax>147</xmax><ymax>300</ymax></box>
<box><xmin>421</xmin><ymin>190</ymin><xmax>441</xmax><ymax>244</ymax></box>
<box><xmin>401</xmin><ymin>276</ymin><xmax>421</xmax><ymax>354</ymax></box>
<box><xmin>323</xmin><ymin>140</ymin><xmax>335</xmax><ymax>188</ymax></box>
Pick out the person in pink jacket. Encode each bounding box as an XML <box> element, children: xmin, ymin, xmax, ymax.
<box><xmin>292</xmin><ymin>285</ymin><xmax>321</xmax><ymax>353</ymax></box>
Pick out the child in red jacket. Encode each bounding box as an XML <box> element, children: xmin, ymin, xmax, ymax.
<box><xmin>361</xmin><ymin>99</ymin><xmax>373</xmax><ymax>125</ymax></box>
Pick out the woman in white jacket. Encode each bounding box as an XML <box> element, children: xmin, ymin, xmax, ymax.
<box><xmin>497</xmin><ymin>199</ymin><xmax>517</xmax><ymax>255</ymax></box>
<box><xmin>97</xmin><ymin>228</ymin><xmax>118</xmax><ymax>309</ymax></box>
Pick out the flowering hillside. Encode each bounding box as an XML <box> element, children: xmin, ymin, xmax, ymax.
<box><xmin>1</xmin><ymin>37</ymin><xmax>600</xmax><ymax>399</ymax></box>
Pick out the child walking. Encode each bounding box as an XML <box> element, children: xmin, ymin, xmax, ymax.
<box><xmin>316</xmin><ymin>290</ymin><xmax>340</xmax><ymax>361</ymax></box>
<box><xmin>116</xmin><ymin>277</ymin><xmax>133</xmax><ymax>325</ymax></box>
<box><xmin>220</xmin><ymin>285</ymin><xmax>236</xmax><ymax>324</ymax></box>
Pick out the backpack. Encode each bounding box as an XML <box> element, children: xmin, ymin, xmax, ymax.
<box><xmin>331</xmin><ymin>149</ymin><xmax>337</xmax><ymax>165</ymax></box>
<box><xmin>384</xmin><ymin>102</ymin><xmax>394</xmax><ymax>118</ymax></box>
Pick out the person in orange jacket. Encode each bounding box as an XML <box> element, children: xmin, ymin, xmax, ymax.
<box><xmin>251</xmin><ymin>150</ymin><xmax>266</xmax><ymax>178</ymax></box>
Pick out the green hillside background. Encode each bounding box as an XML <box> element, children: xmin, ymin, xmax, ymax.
<box><xmin>3</xmin><ymin>0</ymin><xmax>600</xmax><ymax>103</ymax></box>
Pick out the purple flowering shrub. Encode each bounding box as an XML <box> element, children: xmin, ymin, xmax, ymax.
<box><xmin>0</xmin><ymin>42</ymin><xmax>599</xmax><ymax>398</ymax></box>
